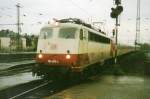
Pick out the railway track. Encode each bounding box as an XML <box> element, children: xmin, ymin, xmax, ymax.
<box><xmin>0</xmin><ymin>73</ymin><xmax>85</xmax><ymax>99</ymax></box>
<box><xmin>0</xmin><ymin>62</ymin><xmax>35</xmax><ymax>76</ymax></box>
<box><xmin>1</xmin><ymin>52</ymin><xmax>148</xmax><ymax>99</ymax></box>
<box><xmin>9</xmin><ymin>80</ymin><xmax>52</xmax><ymax>99</ymax></box>
<box><xmin>0</xmin><ymin>79</ymin><xmax>52</xmax><ymax>99</ymax></box>
<box><xmin>0</xmin><ymin>60</ymin><xmax>83</xmax><ymax>99</ymax></box>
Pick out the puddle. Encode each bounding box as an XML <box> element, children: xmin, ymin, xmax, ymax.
<box><xmin>0</xmin><ymin>72</ymin><xmax>40</xmax><ymax>90</ymax></box>
<box><xmin>45</xmin><ymin>75</ymin><xmax>150</xmax><ymax>99</ymax></box>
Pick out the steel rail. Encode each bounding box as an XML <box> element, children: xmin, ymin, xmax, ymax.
<box><xmin>9</xmin><ymin>80</ymin><xmax>52</xmax><ymax>99</ymax></box>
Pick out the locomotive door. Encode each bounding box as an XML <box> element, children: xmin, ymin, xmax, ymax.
<box><xmin>79</xmin><ymin>29</ymin><xmax>88</xmax><ymax>65</ymax></box>
<box><xmin>79</xmin><ymin>29</ymin><xmax>88</xmax><ymax>53</ymax></box>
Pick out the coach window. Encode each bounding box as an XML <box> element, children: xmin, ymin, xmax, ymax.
<box><xmin>59</xmin><ymin>28</ymin><xmax>76</xmax><ymax>39</ymax></box>
<box><xmin>40</xmin><ymin>28</ymin><xmax>53</xmax><ymax>39</ymax></box>
<box><xmin>80</xmin><ymin>29</ymin><xmax>83</xmax><ymax>40</ymax></box>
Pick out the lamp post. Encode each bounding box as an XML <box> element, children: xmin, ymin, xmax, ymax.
<box><xmin>16</xmin><ymin>3</ymin><xmax>21</xmax><ymax>51</ymax></box>
<box><xmin>135</xmin><ymin>0</ymin><xmax>141</xmax><ymax>51</ymax></box>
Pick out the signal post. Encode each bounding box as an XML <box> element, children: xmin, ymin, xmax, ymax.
<box><xmin>110</xmin><ymin>0</ymin><xmax>123</xmax><ymax>64</ymax></box>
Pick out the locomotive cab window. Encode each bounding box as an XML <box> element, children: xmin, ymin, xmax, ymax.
<box><xmin>59</xmin><ymin>28</ymin><xmax>77</xmax><ymax>39</ymax></box>
<box><xmin>39</xmin><ymin>28</ymin><xmax>53</xmax><ymax>39</ymax></box>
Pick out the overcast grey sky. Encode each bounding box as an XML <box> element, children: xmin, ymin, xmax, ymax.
<box><xmin>0</xmin><ymin>0</ymin><xmax>150</xmax><ymax>45</ymax></box>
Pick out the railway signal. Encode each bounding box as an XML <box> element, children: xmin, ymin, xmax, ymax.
<box><xmin>110</xmin><ymin>0</ymin><xmax>123</xmax><ymax>64</ymax></box>
<box><xmin>110</xmin><ymin>6</ymin><xmax>123</xmax><ymax>18</ymax></box>
<box><xmin>115</xmin><ymin>0</ymin><xmax>121</xmax><ymax>5</ymax></box>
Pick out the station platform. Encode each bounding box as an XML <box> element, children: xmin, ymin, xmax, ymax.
<box><xmin>0</xmin><ymin>60</ymin><xmax>35</xmax><ymax>70</ymax></box>
<box><xmin>0</xmin><ymin>52</ymin><xmax>36</xmax><ymax>63</ymax></box>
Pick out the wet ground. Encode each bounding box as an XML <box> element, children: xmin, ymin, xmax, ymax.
<box><xmin>0</xmin><ymin>51</ymin><xmax>149</xmax><ymax>99</ymax></box>
<box><xmin>0</xmin><ymin>60</ymin><xmax>38</xmax><ymax>91</ymax></box>
<box><xmin>0</xmin><ymin>72</ymin><xmax>40</xmax><ymax>90</ymax></box>
<box><xmin>46</xmin><ymin>75</ymin><xmax>150</xmax><ymax>99</ymax></box>
<box><xmin>0</xmin><ymin>60</ymin><xmax>35</xmax><ymax>70</ymax></box>
<box><xmin>147</xmin><ymin>52</ymin><xmax>150</xmax><ymax>56</ymax></box>
<box><xmin>46</xmin><ymin>51</ymin><xmax>150</xmax><ymax>99</ymax></box>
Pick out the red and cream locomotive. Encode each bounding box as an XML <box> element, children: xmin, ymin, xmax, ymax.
<box><xmin>33</xmin><ymin>18</ymin><xmax>129</xmax><ymax>78</ymax></box>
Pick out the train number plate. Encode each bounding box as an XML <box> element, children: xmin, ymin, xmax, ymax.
<box><xmin>48</xmin><ymin>60</ymin><xmax>59</xmax><ymax>63</ymax></box>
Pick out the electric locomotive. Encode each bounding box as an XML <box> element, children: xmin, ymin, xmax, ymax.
<box><xmin>33</xmin><ymin>18</ymin><xmax>115</xmax><ymax>78</ymax></box>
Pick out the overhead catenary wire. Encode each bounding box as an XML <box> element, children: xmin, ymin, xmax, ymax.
<box><xmin>0</xmin><ymin>0</ymin><xmax>17</xmax><ymax>18</ymax></box>
<box><xmin>0</xmin><ymin>8</ymin><xmax>13</xmax><ymax>18</ymax></box>
<box><xmin>9</xmin><ymin>0</ymin><xmax>18</xmax><ymax>5</ymax></box>
<box><xmin>66</xmin><ymin>0</ymin><xmax>93</xmax><ymax>21</ymax></box>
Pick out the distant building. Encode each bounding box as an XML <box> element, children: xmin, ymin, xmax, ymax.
<box><xmin>0</xmin><ymin>37</ymin><xmax>27</xmax><ymax>51</ymax></box>
<box><xmin>21</xmin><ymin>38</ymin><xmax>26</xmax><ymax>49</ymax></box>
<box><xmin>0</xmin><ymin>37</ymin><xmax>11</xmax><ymax>50</ymax></box>
<box><xmin>0</xmin><ymin>29</ymin><xmax>37</xmax><ymax>51</ymax></box>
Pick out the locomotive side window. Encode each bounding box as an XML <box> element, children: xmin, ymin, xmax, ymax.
<box><xmin>59</xmin><ymin>28</ymin><xmax>76</xmax><ymax>39</ymax></box>
<box><xmin>80</xmin><ymin>29</ymin><xmax>83</xmax><ymax>40</ymax></box>
<box><xmin>39</xmin><ymin>28</ymin><xmax>53</xmax><ymax>39</ymax></box>
<box><xmin>88</xmin><ymin>31</ymin><xmax>110</xmax><ymax>44</ymax></box>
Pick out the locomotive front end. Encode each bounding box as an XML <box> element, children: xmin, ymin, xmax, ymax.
<box><xmin>33</xmin><ymin>23</ymin><xmax>81</xmax><ymax>77</ymax></box>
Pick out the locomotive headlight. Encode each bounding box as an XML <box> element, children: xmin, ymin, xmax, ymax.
<box><xmin>66</xmin><ymin>54</ymin><xmax>71</xmax><ymax>59</ymax></box>
<box><xmin>50</xmin><ymin>19</ymin><xmax>59</xmax><ymax>26</ymax></box>
<box><xmin>55</xmin><ymin>22</ymin><xmax>59</xmax><ymax>26</ymax></box>
<box><xmin>38</xmin><ymin>54</ymin><xmax>43</xmax><ymax>59</ymax></box>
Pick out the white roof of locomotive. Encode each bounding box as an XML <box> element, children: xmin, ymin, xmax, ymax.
<box><xmin>42</xmin><ymin>22</ymin><xmax>110</xmax><ymax>39</ymax></box>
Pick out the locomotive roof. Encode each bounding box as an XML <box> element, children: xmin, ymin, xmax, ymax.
<box><xmin>43</xmin><ymin>22</ymin><xmax>110</xmax><ymax>39</ymax></box>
